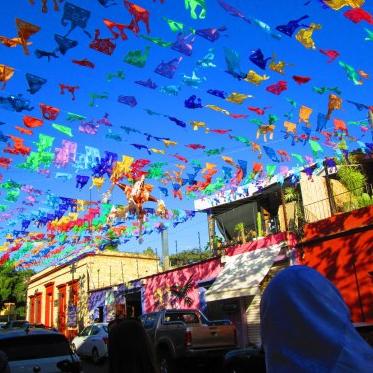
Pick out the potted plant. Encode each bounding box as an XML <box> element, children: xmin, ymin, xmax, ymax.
<box><xmin>234</xmin><ymin>222</ymin><xmax>246</xmax><ymax>244</ymax></box>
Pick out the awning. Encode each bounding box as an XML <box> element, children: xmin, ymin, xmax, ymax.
<box><xmin>205</xmin><ymin>244</ymin><xmax>283</xmax><ymax>302</ymax></box>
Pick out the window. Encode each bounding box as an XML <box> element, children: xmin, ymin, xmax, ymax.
<box><xmin>4</xmin><ymin>321</ymin><xmax>29</xmax><ymax>329</ymax></box>
<box><xmin>0</xmin><ymin>334</ymin><xmax>71</xmax><ymax>361</ymax></box>
<box><xmin>97</xmin><ymin>306</ymin><xmax>104</xmax><ymax>322</ymax></box>
<box><xmin>164</xmin><ymin>312</ymin><xmax>199</xmax><ymax>324</ymax></box>
<box><xmin>79</xmin><ymin>326</ymin><xmax>91</xmax><ymax>336</ymax></box>
<box><xmin>90</xmin><ymin>326</ymin><xmax>100</xmax><ymax>335</ymax></box>
<box><xmin>141</xmin><ymin>314</ymin><xmax>157</xmax><ymax>329</ymax></box>
<box><xmin>102</xmin><ymin>325</ymin><xmax>108</xmax><ymax>333</ymax></box>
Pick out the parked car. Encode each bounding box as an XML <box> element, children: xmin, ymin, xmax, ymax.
<box><xmin>223</xmin><ymin>345</ymin><xmax>265</xmax><ymax>373</ymax></box>
<box><xmin>0</xmin><ymin>328</ymin><xmax>81</xmax><ymax>372</ymax></box>
<box><xmin>2</xmin><ymin>320</ymin><xmax>30</xmax><ymax>329</ymax></box>
<box><xmin>71</xmin><ymin>323</ymin><xmax>108</xmax><ymax>364</ymax></box>
<box><xmin>140</xmin><ymin>309</ymin><xmax>237</xmax><ymax>373</ymax></box>
<box><xmin>0</xmin><ymin>322</ymin><xmax>7</xmax><ymax>329</ymax></box>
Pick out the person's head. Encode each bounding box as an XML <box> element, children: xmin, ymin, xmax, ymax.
<box><xmin>115</xmin><ymin>304</ymin><xmax>126</xmax><ymax>320</ymax></box>
<box><xmin>260</xmin><ymin>265</ymin><xmax>373</xmax><ymax>373</ymax></box>
<box><xmin>109</xmin><ymin>319</ymin><xmax>158</xmax><ymax>373</ymax></box>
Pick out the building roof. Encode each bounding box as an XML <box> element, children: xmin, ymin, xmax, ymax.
<box><xmin>28</xmin><ymin>250</ymin><xmax>159</xmax><ymax>284</ymax></box>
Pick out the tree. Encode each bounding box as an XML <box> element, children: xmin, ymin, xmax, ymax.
<box><xmin>0</xmin><ymin>265</ymin><xmax>34</xmax><ymax>317</ymax></box>
<box><xmin>169</xmin><ymin>248</ymin><xmax>214</xmax><ymax>267</ymax></box>
<box><xmin>143</xmin><ymin>247</ymin><xmax>156</xmax><ymax>257</ymax></box>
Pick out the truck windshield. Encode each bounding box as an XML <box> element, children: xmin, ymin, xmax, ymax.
<box><xmin>198</xmin><ymin>311</ymin><xmax>210</xmax><ymax>325</ymax></box>
<box><xmin>164</xmin><ymin>312</ymin><xmax>199</xmax><ymax>324</ymax></box>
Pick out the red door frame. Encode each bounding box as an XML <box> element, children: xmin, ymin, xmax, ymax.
<box><xmin>67</xmin><ymin>280</ymin><xmax>79</xmax><ymax>339</ymax></box>
<box><xmin>45</xmin><ymin>283</ymin><xmax>54</xmax><ymax>328</ymax></box>
<box><xmin>69</xmin><ymin>280</ymin><xmax>79</xmax><ymax>306</ymax></box>
<box><xmin>29</xmin><ymin>296</ymin><xmax>35</xmax><ymax>323</ymax></box>
<box><xmin>57</xmin><ymin>285</ymin><xmax>67</xmax><ymax>334</ymax></box>
<box><xmin>35</xmin><ymin>293</ymin><xmax>42</xmax><ymax>324</ymax></box>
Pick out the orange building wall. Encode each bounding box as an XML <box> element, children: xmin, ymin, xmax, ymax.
<box><xmin>300</xmin><ymin>205</ymin><xmax>373</xmax><ymax>322</ymax></box>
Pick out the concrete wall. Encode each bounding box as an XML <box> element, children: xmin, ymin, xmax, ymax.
<box><xmin>26</xmin><ymin>252</ymin><xmax>160</xmax><ymax>331</ymax></box>
<box><xmin>300</xmin><ymin>173</ymin><xmax>331</xmax><ymax>223</ymax></box>
<box><xmin>299</xmin><ymin>205</ymin><xmax>373</xmax><ymax>322</ymax></box>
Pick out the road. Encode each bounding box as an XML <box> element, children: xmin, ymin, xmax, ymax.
<box><xmin>81</xmin><ymin>357</ymin><xmax>224</xmax><ymax>373</ymax></box>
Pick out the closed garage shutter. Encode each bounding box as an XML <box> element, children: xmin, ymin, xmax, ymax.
<box><xmin>246</xmin><ymin>290</ymin><xmax>262</xmax><ymax>346</ymax></box>
<box><xmin>246</xmin><ymin>260</ymin><xmax>289</xmax><ymax>347</ymax></box>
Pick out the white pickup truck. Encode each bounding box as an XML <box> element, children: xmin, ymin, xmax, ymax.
<box><xmin>140</xmin><ymin>309</ymin><xmax>237</xmax><ymax>373</ymax></box>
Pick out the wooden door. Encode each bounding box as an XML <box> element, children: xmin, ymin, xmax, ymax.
<box><xmin>29</xmin><ymin>296</ymin><xmax>35</xmax><ymax>323</ymax></box>
<box><xmin>35</xmin><ymin>293</ymin><xmax>42</xmax><ymax>324</ymax></box>
<box><xmin>45</xmin><ymin>284</ymin><xmax>54</xmax><ymax>328</ymax></box>
<box><xmin>58</xmin><ymin>285</ymin><xmax>67</xmax><ymax>334</ymax></box>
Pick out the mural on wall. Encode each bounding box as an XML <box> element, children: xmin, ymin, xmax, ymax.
<box><xmin>87</xmin><ymin>285</ymin><xmax>129</xmax><ymax>322</ymax></box>
<box><xmin>154</xmin><ymin>274</ymin><xmax>195</xmax><ymax>310</ymax></box>
<box><xmin>144</xmin><ymin>258</ymin><xmax>222</xmax><ymax>313</ymax></box>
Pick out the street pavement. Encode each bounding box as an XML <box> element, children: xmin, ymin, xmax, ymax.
<box><xmin>81</xmin><ymin>357</ymin><xmax>224</xmax><ymax>373</ymax></box>
<box><xmin>81</xmin><ymin>358</ymin><xmax>108</xmax><ymax>373</ymax></box>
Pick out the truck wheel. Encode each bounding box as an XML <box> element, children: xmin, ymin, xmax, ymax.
<box><xmin>158</xmin><ymin>350</ymin><xmax>174</xmax><ymax>373</ymax></box>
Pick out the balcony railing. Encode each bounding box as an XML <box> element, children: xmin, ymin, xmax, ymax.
<box><xmin>302</xmin><ymin>184</ymin><xmax>373</xmax><ymax>224</ymax></box>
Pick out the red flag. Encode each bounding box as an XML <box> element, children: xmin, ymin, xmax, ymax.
<box><xmin>319</xmin><ymin>49</ymin><xmax>340</xmax><ymax>63</ymax></box>
<box><xmin>292</xmin><ymin>75</ymin><xmax>311</xmax><ymax>85</ymax></box>
<box><xmin>266</xmin><ymin>81</ymin><xmax>288</xmax><ymax>95</ymax></box>
<box><xmin>15</xmin><ymin>126</ymin><xmax>33</xmax><ymax>135</ymax></box>
<box><xmin>185</xmin><ymin>144</ymin><xmax>206</xmax><ymax>150</ymax></box>
<box><xmin>72</xmin><ymin>58</ymin><xmax>95</xmax><ymax>69</ymax></box>
<box><xmin>344</xmin><ymin>8</ymin><xmax>373</xmax><ymax>25</ymax></box>
<box><xmin>39</xmin><ymin>103</ymin><xmax>60</xmax><ymax>120</ymax></box>
<box><xmin>23</xmin><ymin>115</ymin><xmax>43</xmax><ymax>128</ymax></box>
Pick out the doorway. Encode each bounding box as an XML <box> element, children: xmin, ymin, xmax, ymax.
<box><xmin>58</xmin><ymin>285</ymin><xmax>67</xmax><ymax>334</ymax></box>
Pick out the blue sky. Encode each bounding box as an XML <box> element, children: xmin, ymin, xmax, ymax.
<box><xmin>0</xmin><ymin>0</ymin><xmax>372</xmax><ymax>265</ymax></box>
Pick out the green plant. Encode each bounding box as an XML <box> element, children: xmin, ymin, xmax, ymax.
<box><xmin>357</xmin><ymin>193</ymin><xmax>373</xmax><ymax>208</ymax></box>
<box><xmin>256</xmin><ymin>212</ymin><xmax>263</xmax><ymax>237</ymax></box>
<box><xmin>234</xmin><ymin>222</ymin><xmax>246</xmax><ymax>243</ymax></box>
<box><xmin>282</xmin><ymin>187</ymin><xmax>305</xmax><ymax>239</ymax></box>
<box><xmin>337</xmin><ymin>165</ymin><xmax>366</xmax><ymax>196</ymax></box>
<box><xmin>283</xmin><ymin>187</ymin><xmax>299</xmax><ymax>203</ymax></box>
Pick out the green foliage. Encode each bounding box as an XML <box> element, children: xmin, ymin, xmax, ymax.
<box><xmin>343</xmin><ymin>193</ymin><xmax>373</xmax><ymax>212</ymax></box>
<box><xmin>143</xmin><ymin>247</ymin><xmax>156</xmax><ymax>256</ymax></box>
<box><xmin>0</xmin><ymin>266</ymin><xmax>33</xmax><ymax>314</ymax></box>
<box><xmin>169</xmin><ymin>248</ymin><xmax>214</xmax><ymax>267</ymax></box>
<box><xmin>337</xmin><ymin>165</ymin><xmax>366</xmax><ymax>196</ymax></box>
<box><xmin>357</xmin><ymin>193</ymin><xmax>373</xmax><ymax>208</ymax></box>
<box><xmin>234</xmin><ymin>222</ymin><xmax>244</xmax><ymax>233</ymax></box>
<box><xmin>282</xmin><ymin>187</ymin><xmax>305</xmax><ymax>239</ymax></box>
<box><xmin>234</xmin><ymin>222</ymin><xmax>246</xmax><ymax>243</ymax></box>
<box><xmin>283</xmin><ymin>187</ymin><xmax>299</xmax><ymax>203</ymax></box>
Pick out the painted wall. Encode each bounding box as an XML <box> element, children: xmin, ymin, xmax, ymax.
<box><xmin>300</xmin><ymin>205</ymin><xmax>373</xmax><ymax>322</ymax></box>
<box><xmin>26</xmin><ymin>252</ymin><xmax>159</xmax><ymax>329</ymax></box>
<box><xmin>143</xmin><ymin>258</ymin><xmax>222</xmax><ymax>313</ymax></box>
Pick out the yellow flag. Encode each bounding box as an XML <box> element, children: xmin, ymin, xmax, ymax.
<box><xmin>324</xmin><ymin>0</ymin><xmax>364</xmax><ymax>10</ymax></box>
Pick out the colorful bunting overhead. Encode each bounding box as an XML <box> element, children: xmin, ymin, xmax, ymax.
<box><xmin>0</xmin><ymin>0</ymin><xmax>371</xmax><ymax>269</ymax></box>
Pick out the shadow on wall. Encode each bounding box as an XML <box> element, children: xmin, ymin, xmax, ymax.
<box><xmin>300</xmin><ymin>206</ymin><xmax>373</xmax><ymax>322</ymax></box>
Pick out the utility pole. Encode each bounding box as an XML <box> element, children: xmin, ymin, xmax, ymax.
<box><xmin>70</xmin><ymin>263</ymin><xmax>76</xmax><ymax>283</ymax></box>
<box><xmin>175</xmin><ymin>240</ymin><xmax>178</xmax><ymax>254</ymax></box>
<box><xmin>155</xmin><ymin>248</ymin><xmax>159</xmax><ymax>273</ymax></box>
<box><xmin>198</xmin><ymin>232</ymin><xmax>202</xmax><ymax>260</ymax></box>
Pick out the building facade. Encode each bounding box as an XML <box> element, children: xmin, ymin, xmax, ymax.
<box><xmin>299</xmin><ymin>204</ymin><xmax>373</xmax><ymax>323</ymax></box>
<box><xmin>87</xmin><ymin>232</ymin><xmax>296</xmax><ymax>348</ymax></box>
<box><xmin>26</xmin><ymin>251</ymin><xmax>159</xmax><ymax>337</ymax></box>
